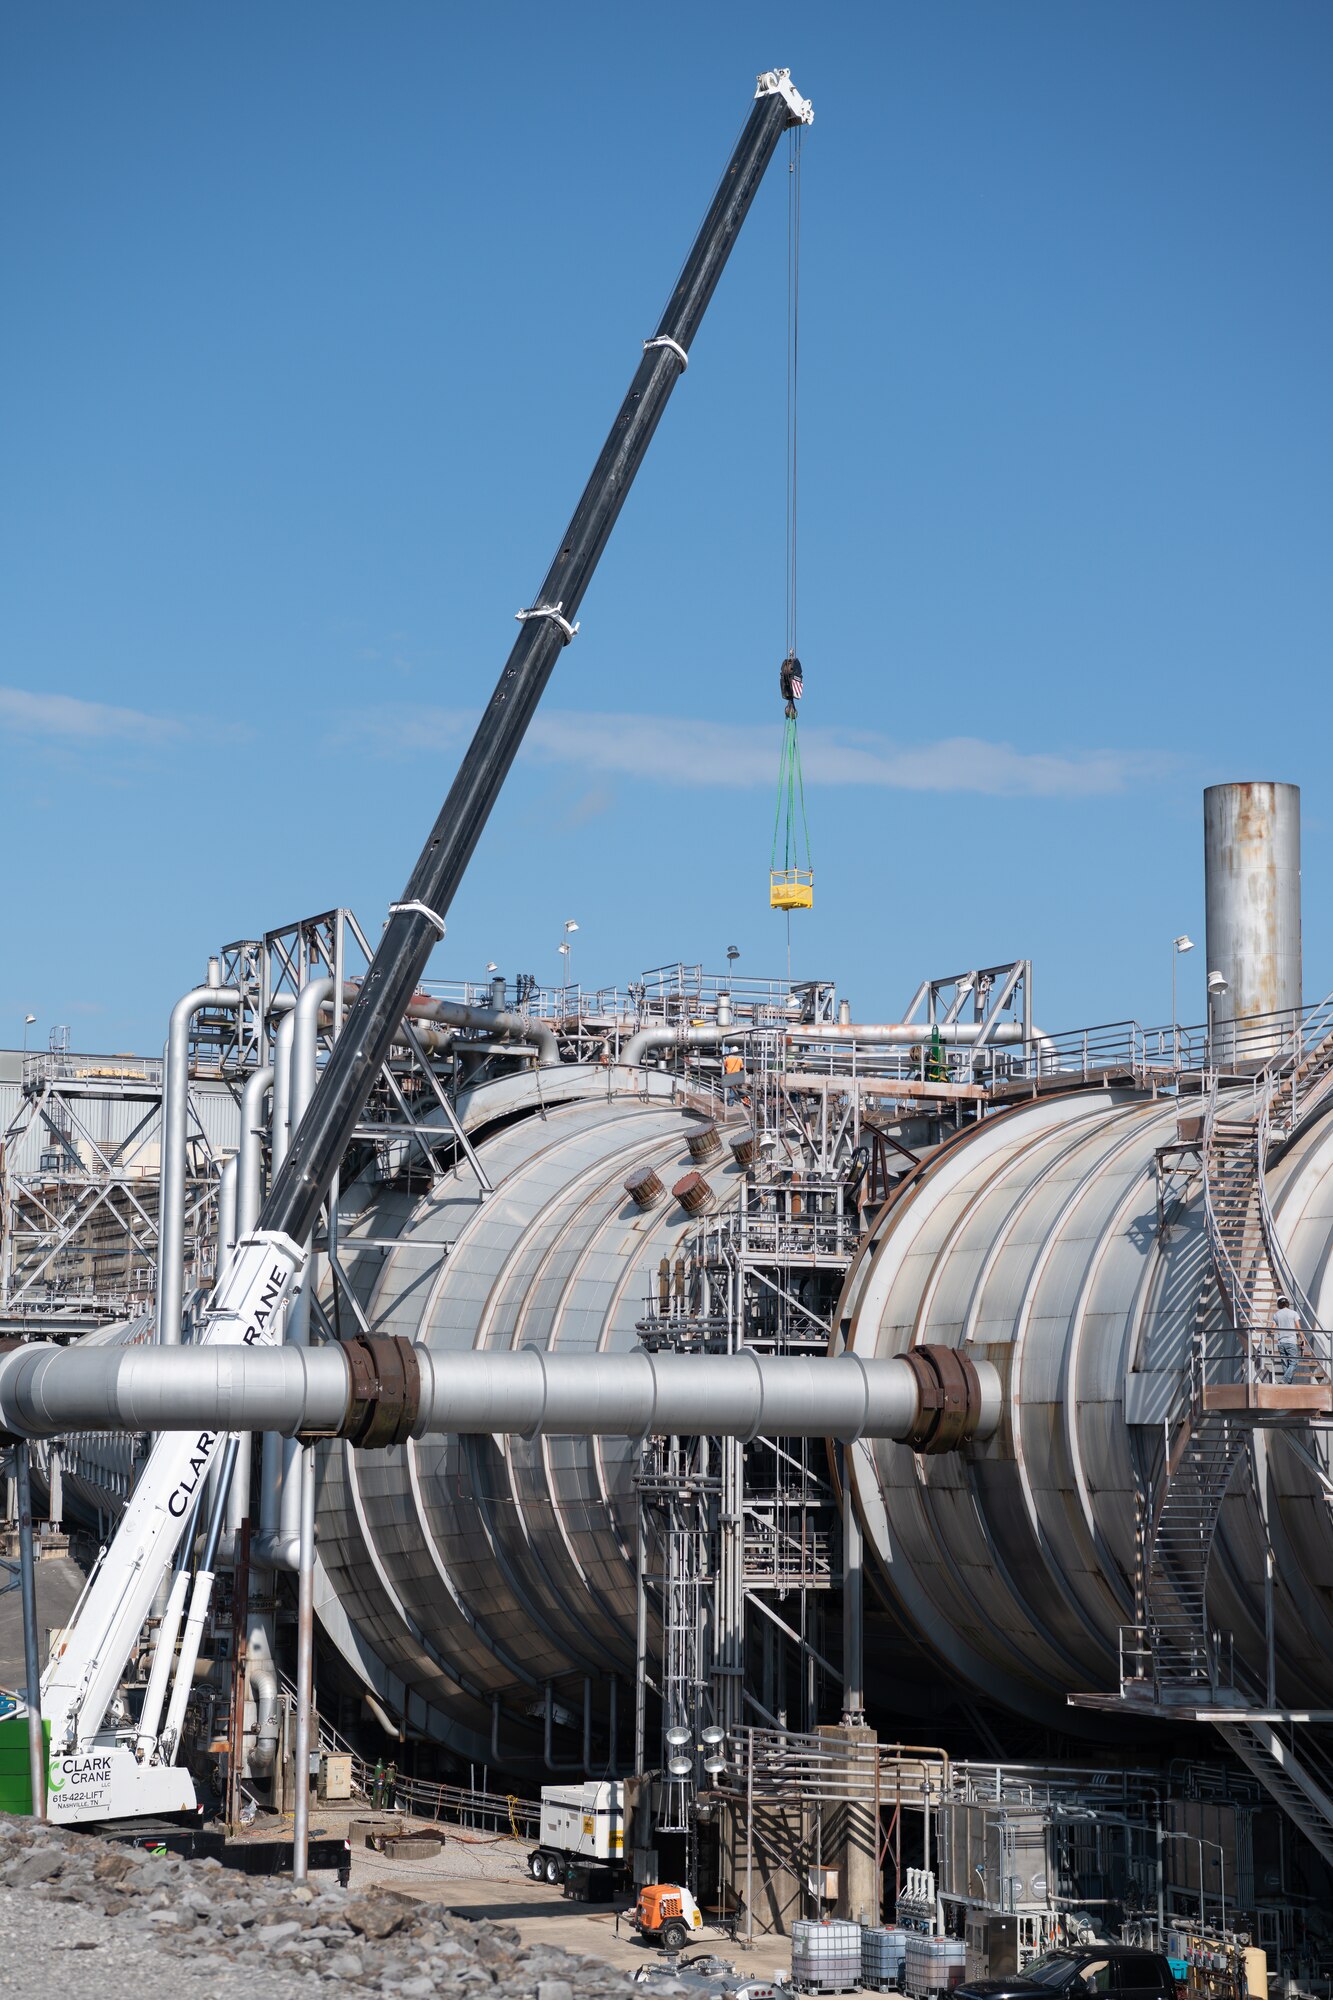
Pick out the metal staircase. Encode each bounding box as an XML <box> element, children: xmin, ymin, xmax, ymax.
<box><xmin>1126</xmin><ymin>995</ymin><xmax>1333</xmax><ymax>1869</ymax></box>
<box><xmin>1144</xmin><ymin>1408</ymin><xmax>1244</xmax><ymax>1693</ymax></box>
<box><xmin>1215</xmin><ymin>1719</ymin><xmax>1333</xmax><ymax>1871</ymax></box>
<box><xmin>1140</xmin><ymin>995</ymin><xmax>1333</xmax><ymax>1700</ymax></box>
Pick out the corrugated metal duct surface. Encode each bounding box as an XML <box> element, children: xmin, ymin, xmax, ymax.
<box><xmin>314</xmin><ymin>1068</ymin><xmax>734</xmax><ymax>1762</ymax></box>
<box><xmin>840</xmin><ymin>1087</ymin><xmax>1333</xmax><ymax>1719</ymax></box>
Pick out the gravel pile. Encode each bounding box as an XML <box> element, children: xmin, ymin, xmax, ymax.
<box><xmin>0</xmin><ymin>1811</ymin><xmax>665</xmax><ymax>1999</ymax></box>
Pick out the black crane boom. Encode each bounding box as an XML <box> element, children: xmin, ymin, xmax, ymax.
<box><xmin>262</xmin><ymin>70</ymin><xmax>812</xmax><ymax>1251</ymax></box>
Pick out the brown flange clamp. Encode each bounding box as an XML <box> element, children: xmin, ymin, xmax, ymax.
<box><xmin>901</xmin><ymin>1343</ymin><xmax>984</xmax><ymax>1454</ymax></box>
<box><xmin>316</xmin><ymin>1334</ymin><xmax>422</xmax><ymax>1449</ymax></box>
<box><xmin>0</xmin><ymin>1337</ymin><xmax>24</xmax><ymax>1445</ymax></box>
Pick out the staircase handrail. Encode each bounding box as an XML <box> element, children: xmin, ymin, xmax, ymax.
<box><xmin>1255</xmin><ymin>1091</ymin><xmax>1324</xmax><ymax>1348</ymax></box>
<box><xmin>1259</xmin><ymin>988</ymin><xmax>1333</xmax><ymax>1128</ymax></box>
<box><xmin>1199</xmin><ymin>1072</ymin><xmax>1252</xmax><ymax>1373</ymax></box>
<box><xmin>276</xmin><ymin>1666</ymin><xmax>360</xmax><ymax>1760</ymax></box>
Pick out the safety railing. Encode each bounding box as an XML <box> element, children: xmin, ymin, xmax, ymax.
<box><xmin>1119</xmin><ymin>1622</ymin><xmax>1239</xmax><ymax>1704</ymax></box>
<box><xmin>369</xmin><ymin>1768</ymin><xmax>540</xmax><ymax>1839</ymax></box>
<box><xmin>19</xmin><ymin>1050</ymin><xmax>164</xmax><ymax>1091</ymax></box>
<box><xmin>715</xmin><ymin>1726</ymin><xmax>950</xmax><ymax>1808</ymax></box>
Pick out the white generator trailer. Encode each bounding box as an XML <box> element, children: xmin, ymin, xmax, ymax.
<box><xmin>528</xmin><ymin>1781</ymin><xmax>625</xmax><ymax>1887</ymax></box>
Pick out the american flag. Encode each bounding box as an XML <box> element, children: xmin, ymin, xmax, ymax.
<box><xmin>789</xmin><ymin>667</ymin><xmax>803</xmax><ymax>700</ymax></box>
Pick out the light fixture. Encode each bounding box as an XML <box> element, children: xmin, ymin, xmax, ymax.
<box><xmin>1208</xmin><ymin>970</ymin><xmax>1229</xmax><ymax>994</ymax></box>
<box><xmin>1170</xmin><ymin>936</ymin><xmax>1197</xmax><ymax>1047</ymax></box>
<box><xmin>664</xmin><ymin>1724</ymin><xmax>692</xmax><ymax>1746</ymax></box>
<box><xmin>558</xmin><ymin>942</ymin><xmax>570</xmax><ymax>957</ymax></box>
<box><xmin>563</xmin><ymin>920</ymin><xmax>579</xmax><ymax>935</ymax></box>
<box><xmin>703</xmin><ymin>1755</ymin><xmax>727</xmax><ymax>1776</ymax></box>
<box><xmin>486</xmin><ymin>961</ymin><xmax>498</xmax><ymax>973</ymax></box>
<box><xmin>700</xmin><ymin>1726</ymin><xmax>725</xmax><ymax>1745</ymax></box>
<box><xmin>667</xmin><ymin>1756</ymin><xmax>694</xmax><ymax>1777</ymax></box>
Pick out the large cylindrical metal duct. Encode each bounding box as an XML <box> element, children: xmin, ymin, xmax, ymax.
<box><xmin>1204</xmin><ymin>780</ymin><xmax>1301</xmax><ymax>1059</ymax></box>
<box><xmin>838</xmin><ymin>1084</ymin><xmax>1333</xmax><ymax>1722</ymax></box>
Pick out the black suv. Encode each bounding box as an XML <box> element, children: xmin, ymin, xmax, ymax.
<box><xmin>955</xmin><ymin>1947</ymin><xmax>1177</xmax><ymax>2000</ymax></box>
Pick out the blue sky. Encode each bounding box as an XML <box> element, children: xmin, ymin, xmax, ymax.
<box><xmin>2</xmin><ymin>3</ymin><xmax>1330</xmax><ymax>1052</ymax></box>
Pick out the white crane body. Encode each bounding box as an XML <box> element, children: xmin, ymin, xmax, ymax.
<box><xmin>39</xmin><ymin>1232</ymin><xmax>304</xmax><ymax>1822</ymax></box>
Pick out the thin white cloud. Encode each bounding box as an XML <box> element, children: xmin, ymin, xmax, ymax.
<box><xmin>344</xmin><ymin>704</ymin><xmax>1170</xmax><ymax>800</ymax></box>
<box><xmin>0</xmin><ymin>685</ymin><xmax>184</xmax><ymax>745</ymax></box>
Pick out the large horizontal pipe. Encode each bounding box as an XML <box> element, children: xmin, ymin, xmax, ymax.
<box><xmin>620</xmin><ymin>1023</ymin><xmax>753</xmax><ymax>1066</ymax></box>
<box><xmin>0</xmin><ymin>1341</ymin><xmax>997</xmax><ymax>1454</ymax></box>
<box><xmin>270</xmin><ymin>981</ymin><xmax>561</xmax><ymax>1067</ymax></box>
<box><xmin>787</xmin><ymin>1021</ymin><xmax>1054</xmax><ymax>1054</ymax></box>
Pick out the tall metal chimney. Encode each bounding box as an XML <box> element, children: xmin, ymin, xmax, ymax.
<box><xmin>1203</xmin><ymin>781</ymin><xmax>1302</xmax><ymax>1058</ymax></box>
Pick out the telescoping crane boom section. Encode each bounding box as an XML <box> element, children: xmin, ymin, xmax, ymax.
<box><xmin>34</xmin><ymin>67</ymin><xmax>814</xmax><ymax>1824</ymax></box>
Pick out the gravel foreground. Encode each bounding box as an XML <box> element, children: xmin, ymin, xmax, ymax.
<box><xmin>0</xmin><ymin>1810</ymin><xmax>658</xmax><ymax>2000</ymax></box>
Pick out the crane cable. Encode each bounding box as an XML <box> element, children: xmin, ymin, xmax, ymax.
<box><xmin>785</xmin><ymin>120</ymin><xmax>801</xmax><ymax>667</ymax></box>
<box><xmin>770</xmin><ymin>125</ymin><xmax>810</xmax><ymax>965</ymax></box>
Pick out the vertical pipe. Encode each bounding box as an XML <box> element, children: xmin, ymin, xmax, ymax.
<box><xmin>841</xmin><ymin>1445</ymin><xmax>864</xmax><ymax>1722</ymax></box>
<box><xmin>745</xmin><ymin>1725</ymin><xmax>754</xmax><ymax>1947</ymax></box>
<box><xmin>46</xmin><ymin>1443</ymin><xmax>62</xmax><ymax>1531</ymax></box>
<box><xmin>280</xmin><ymin>981</ymin><xmax>333</xmax><ymax>1551</ymax></box>
<box><xmin>15</xmin><ymin>1445</ymin><xmax>45</xmax><ymax>1819</ymax></box>
<box><xmin>218</xmin><ymin>1157</ymin><xmax>239</xmax><ymax>1266</ymax></box>
<box><xmin>293</xmin><ymin>1444</ymin><xmax>316</xmax><ymax>1883</ymax></box>
<box><xmin>635</xmin><ymin>1505</ymin><xmax>648</xmax><ymax>1772</ymax></box>
<box><xmin>228</xmin><ymin>1066</ymin><xmax>274</xmax><ymax>1553</ymax></box>
<box><xmin>156</xmin><ymin>985</ymin><xmax>240</xmax><ymax>1343</ymax></box>
<box><xmin>1155</xmin><ymin>1798</ymin><xmax>1166</xmax><ymax>1943</ymax></box>
<box><xmin>259</xmin><ymin>1016</ymin><xmax>296</xmax><ymax>1560</ymax></box>
<box><xmin>237</xmin><ymin>1066</ymin><xmax>274</xmax><ymax>1237</ymax></box>
<box><xmin>1204</xmin><ymin>782</ymin><xmax>1302</xmax><ymax>1063</ymax></box>
<box><xmin>229</xmin><ymin>1519</ymin><xmax>251</xmax><ymax>1831</ymax></box>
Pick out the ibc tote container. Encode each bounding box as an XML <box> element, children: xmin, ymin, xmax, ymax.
<box><xmin>861</xmin><ymin>1924</ymin><xmax>908</xmax><ymax>1989</ymax></box>
<box><xmin>791</xmin><ymin>1918</ymin><xmax>862</xmax><ymax>1994</ymax></box>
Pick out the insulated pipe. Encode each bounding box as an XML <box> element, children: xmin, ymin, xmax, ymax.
<box><xmin>156</xmin><ymin>984</ymin><xmax>241</xmax><ymax>1343</ymax></box>
<box><xmin>273</xmin><ymin>1012</ymin><xmax>296</xmax><ymax>1171</ymax></box>
<box><xmin>786</xmin><ymin>1021</ymin><xmax>1055</xmax><ymax>1055</ymax></box>
<box><xmin>292</xmin><ymin>1444</ymin><xmax>316</xmax><ymax>1884</ymax></box>
<box><xmin>258</xmin><ymin>1024</ymin><xmax>296</xmax><ymax>1565</ymax></box>
<box><xmin>620</xmin><ymin>1024</ymin><xmax>754</xmax><ymax>1067</ymax></box>
<box><xmin>248</xmin><ymin>1656</ymin><xmax>280</xmax><ymax>1776</ymax></box>
<box><xmin>619</xmin><ymin>1021</ymin><xmax>1055</xmax><ymax>1068</ymax></box>
<box><xmin>0</xmin><ymin>1343</ymin><xmax>1000</xmax><ymax>1448</ymax></box>
<box><xmin>237</xmin><ymin>1067</ymin><xmax>274</xmax><ymax>1239</ymax></box>
<box><xmin>269</xmin><ymin>981</ymin><xmax>334</xmax><ymax>1565</ymax></box>
<box><xmin>218</xmin><ymin>1159</ymin><xmax>238</xmax><ymax>1265</ymax></box>
<box><xmin>404</xmin><ymin>992</ymin><xmax>559</xmax><ymax>1068</ymax></box>
<box><xmin>223</xmin><ymin>1067</ymin><xmax>274</xmax><ymax>1559</ymax></box>
<box><xmin>268</xmin><ymin>983</ymin><xmax>556</xmax><ymax>1064</ymax></box>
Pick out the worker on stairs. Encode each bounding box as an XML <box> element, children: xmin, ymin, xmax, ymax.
<box><xmin>1274</xmin><ymin>1296</ymin><xmax>1304</xmax><ymax>1384</ymax></box>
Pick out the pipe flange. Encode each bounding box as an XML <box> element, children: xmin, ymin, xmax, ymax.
<box><xmin>902</xmin><ymin>1344</ymin><xmax>984</xmax><ymax>1454</ymax></box>
<box><xmin>0</xmin><ymin>1338</ymin><xmax>29</xmax><ymax>1446</ymax></box>
<box><xmin>330</xmin><ymin>1335</ymin><xmax>422</xmax><ymax>1450</ymax></box>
